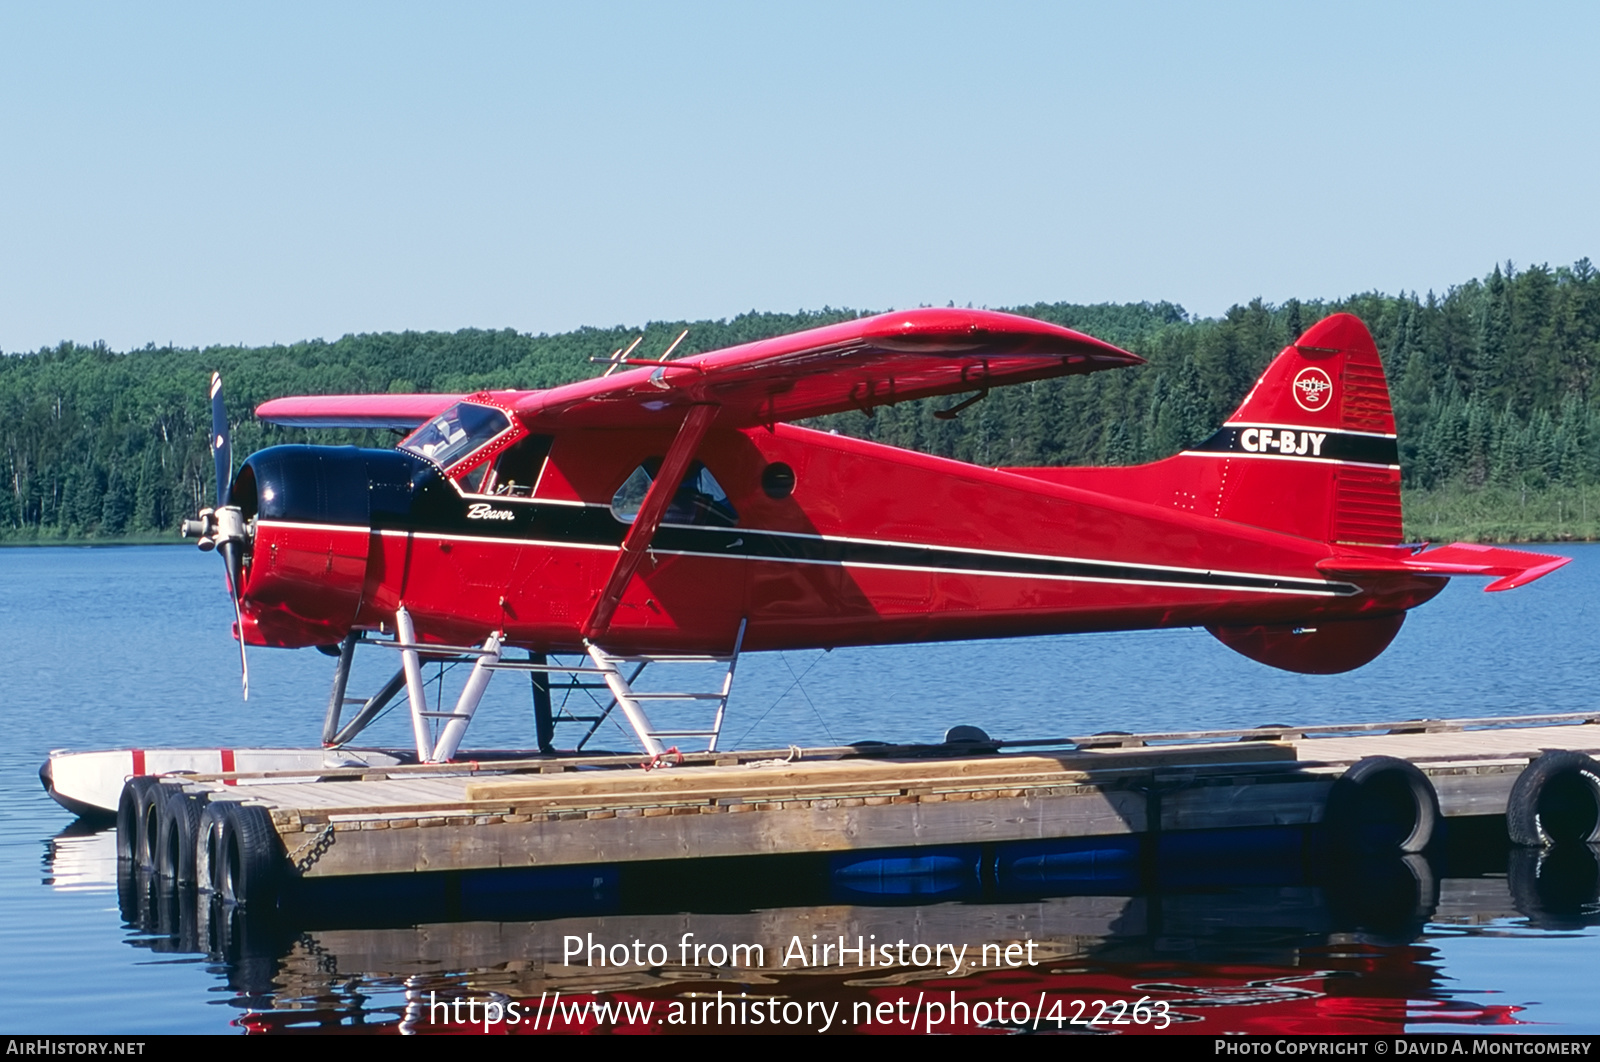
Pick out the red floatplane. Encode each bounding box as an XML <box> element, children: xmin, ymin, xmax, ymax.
<box><xmin>162</xmin><ymin>307</ymin><xmax>1564</xmax><ymax>765</ymax></box>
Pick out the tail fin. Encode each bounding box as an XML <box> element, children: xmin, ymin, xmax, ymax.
<box><xmin>1198</xmin><ymin>314</ymin><xmax>1403</xmax><ymax>674</ymax></box>
<box><xmin>1186</xmin><ymin>312</ymin><xmax>1402</xmax><ymax>544</ymax></box>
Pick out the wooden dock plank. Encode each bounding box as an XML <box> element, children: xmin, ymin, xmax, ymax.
<box><xmin>1291</xmin><ymin>724</ymin><xmax>1600</xmax><ymax>766</ymax></box>
<box><xmin>350</xmin><ymin>778</ymin><xmax>481</xmax><ymax>804</ymax></box>
<box><xmin>234</xmin><ymin>778</ymin><xmax>483</xmax><ymax>813</ymax></box>
<box><xmin>462</xmin><ymin>743</ymin><xmax>1296</xmax><ymax>803</ymax></box>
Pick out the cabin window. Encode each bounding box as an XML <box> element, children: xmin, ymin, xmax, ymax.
<box><xmin>611</xmin><ymin>459</ymin><xmax>739</xmax><ymax>527</ymax></box>
<box><xmin>400</xmin><ymin>402</ymin><xmax>512</xmax><ymax>470</ymax></box>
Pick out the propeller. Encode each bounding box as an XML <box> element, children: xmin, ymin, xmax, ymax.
<box><xmin>188</xmin><ymin>372</ymin><xmax>250</xmax><ymax>699</ymax></box>
<box><xmin>210</xmin><ymin>372</ymin><xmax>231</xmax><ymax>507</ymax></box>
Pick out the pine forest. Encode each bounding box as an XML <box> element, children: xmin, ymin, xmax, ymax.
<box><xmin>2</xmin><ymin>259</ymin><xmax>1597</xmax><ymax>544</ymax></box>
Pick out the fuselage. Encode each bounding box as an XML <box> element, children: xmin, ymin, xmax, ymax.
<box><xmin>230</xmin><ymin>421</ymin><xmax>1444</xmax><ymax>655</ymax></box>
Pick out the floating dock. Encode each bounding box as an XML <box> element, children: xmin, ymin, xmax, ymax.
<box><xmin>105</xmin><ymin>711</ymin><xmax>1600</xmax><ymax>905</ymax></box>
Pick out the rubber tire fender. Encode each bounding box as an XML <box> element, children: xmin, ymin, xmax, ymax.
<box><xmin>115</xmin><ymin>776</ymin><xmax>162</xmax><ymax>867</ymax></box>
<box><xmin>139</xmin><ymin>783</ymin><xmax>175</xmax><ymax>870</ymax></box>
<box><xmin>195</xmin><ymin>801</ymin><xmax>231</xmax><ymax>895</ymax></box>
<box><xmin>216</xmin><ymin>802</ymin><xmax>284</xmax><ymax>908</ymax></box>
<box><xmin>1506</xmin><ymin>750</ymin><xmax>1600</xmax><ymax>848</ymax></box>
<box><xmin>155</xmin><ymin>789</ymin><xmax>207</xmax><ymax>885</ymax></box>
<box><xmin>1323</xmin><ymin>755</ymin><xmax>1440</xmax><ymax>854</ymax></box>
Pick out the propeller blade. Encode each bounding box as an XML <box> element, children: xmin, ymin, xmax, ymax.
<box><xmin>232</xmin><ymin>592</ymin><xmax>251</xmax><ymax>701</ymax></box>
<box><xmin>209</xmin><ymin>372</ymin><xmax>247</xmax><ymax>698</ymax></box>
<box><xmin>219</xmin><ymin>536</ymin><xmax>250</xmax><ymax>700</ymax></box>
<box><xmin>209</xmin><ymin>372</ymin><xmax>231</xmax><ymax>506</ymax></box>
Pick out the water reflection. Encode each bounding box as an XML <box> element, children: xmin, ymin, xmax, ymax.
<box><xmin>66</xmin><ymin>824</ymin><xmax>1599</xmax><ymax>1035</ymax></box>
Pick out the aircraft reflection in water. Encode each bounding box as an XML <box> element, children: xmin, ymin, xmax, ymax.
<box><xmin>81</xmin><ymin>822</ymin><xmax>1598</xmax><ymax>1036</ymax></box>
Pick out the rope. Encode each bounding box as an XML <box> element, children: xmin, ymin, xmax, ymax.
<box><xmin>640</xmin><ymin>745</ymin><xmax>684</xmax><ymax>770</ymax></box>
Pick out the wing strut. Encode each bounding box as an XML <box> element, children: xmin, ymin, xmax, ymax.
<box><xmin>582</xmin><ymin>403</ymin><xmax>720</xmax><ymax>640</ymax></box>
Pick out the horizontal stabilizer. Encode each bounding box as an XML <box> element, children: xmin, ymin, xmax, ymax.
<box><xmin>1317</xmin><ymin>542</ymin><xmax>1571</xmax><ymax>592</ymax></box>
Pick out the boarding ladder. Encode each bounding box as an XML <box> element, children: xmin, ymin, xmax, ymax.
<box><xmin>530</xmin><ymin>619</ymin><xmax>746</xmax><ymax>757</ymax></box>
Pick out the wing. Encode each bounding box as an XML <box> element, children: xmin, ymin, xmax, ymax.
<box><xmin>513</xmin><ymin>308</ymin><xmax>1141</xmax><ymax>428</ymax></box>
<box><xmin>254</xmin><ymin>309</ymin><xmax>1140</xmax><ymax>431</ymax></box>
<box><xmin>256</xmin><ymin>392</ymin><xmax>465</xmax><ymax>429</ymax></box>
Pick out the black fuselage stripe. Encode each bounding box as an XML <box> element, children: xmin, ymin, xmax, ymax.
<box><xmin>274</xmin><ymin>503</ymin><xmax>1353</xmax><ymax>597</ymax></box>
<box><xmin>1189</xmin><ymin>426</ymin><xmax>1400</xmax><ymax>466</ymax></box>
<box><xmin>651</xmin><ymin>527</ymin><xmax>1351</xmax><ymax>594</ymax></box>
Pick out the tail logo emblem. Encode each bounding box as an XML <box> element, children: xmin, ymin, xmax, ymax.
<box><xmin>1292</xmin><ymin>367</ymin><xmax>1334</xmax><ymax>412</ymax></box>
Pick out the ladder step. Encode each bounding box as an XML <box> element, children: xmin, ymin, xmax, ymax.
<box><xmin>597</xmin><ymin>654</ymin><xmax>730</xmax><ymax>665</ymax></box>
<box><xmin>629</xmin><ymin>692</ymin><xmax>725</xmax><ymax>701</ymax></box>
<box><xmin>417</xmin><ymin>711</ymin><xmax>473</xmax><ymax>719</ymax></box>
<box><xmin>377</xmin><ymin>641</ymin><xmax>499</xmax><ymax>657</ymax></box>
<box><xmin>486</xmin><ymin>662</ymin><xmax>607</xmax><ymax>674</ymax></box>
<box><xmin>647</xmin><ymin>729</ymin><xmax>719</xmax><ymax>738</ymax></box>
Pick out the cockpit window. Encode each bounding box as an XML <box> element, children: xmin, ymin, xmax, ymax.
<box><xmin>611</xmin><ymin>460</ymin><xmax>739</xmax><ymax>528</ymax></box>
<box><xmin>399</xmin><ymin>402</ymin><xmax>512</xmax><ymax>470</ymax></box>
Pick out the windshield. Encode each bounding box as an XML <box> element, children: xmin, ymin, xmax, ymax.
<box><xmin>399</xmin><ymin>402</ymin><xmax>512</xmax><ymax>469</ymax></box>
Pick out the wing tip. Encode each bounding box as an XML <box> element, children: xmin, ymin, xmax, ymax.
<box><xmin>1483</xmin><ymin>554</ymin><xmax>1573</xmax><ymax>592</ymax></box>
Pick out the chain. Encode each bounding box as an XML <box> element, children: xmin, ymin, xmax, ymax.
<box><xmin>288</xmin><ymin>821</ymin><xmax>336</xmax><ymax>873</ymax></box>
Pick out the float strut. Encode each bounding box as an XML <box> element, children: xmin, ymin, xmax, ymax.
<box><xmin>321</xmin><ymin>632</ymin><xmax>360</xmax><ymax>746</ymax></box>
<box><xmin>430</xmin><ymin>632</ymin><xmax>503</xmax><ymax>763</ymax></box>
<box><xmin>327</xmin><ymin>667</ymin><xmax>408</xmax><ymax>748</ymax></box>
<box><xmin>395</xmin><ymin>607</ymin><xmax>434</xmax><ymax>762</ymax></box>
<box><xmin>530</xmin><ymin>651</ymin><xmax>555</xmax><ymax>754</ymax></box>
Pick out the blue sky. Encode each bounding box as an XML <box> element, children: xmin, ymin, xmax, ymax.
<box><xmin>1</xmin><ymin>2</ymin><xmax>1595</xmax><ymax>353</ymax></box>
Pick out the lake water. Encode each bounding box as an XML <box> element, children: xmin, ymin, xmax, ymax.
<box><xmin>2</xmin><ymin>544</ymin><xmax>1598</xmax><ymax>1034</ymax></box>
